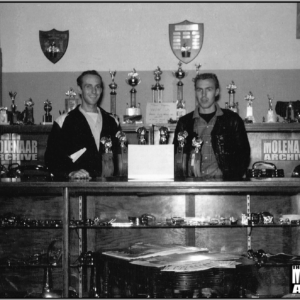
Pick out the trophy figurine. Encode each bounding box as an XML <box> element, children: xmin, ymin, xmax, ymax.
<box><xmin>226</xmin><ymin>81</ymin><xmax>238</xmax><ymax>113</ymax></box>
<box><xmin>9</xmin><ymin>91</ymin><xmax>20</xmax><ymax>125</ymax></box>
<box><xmin>100</xmin><ymin>137</ymin><xmax>114</xmax><ymax>178</ymax></box>
<box><xmin>188</xmin><ymin>136</ymin><xmax>203</xmax><ymax>177</ymax></box>
<box><xmin>109</xmin><ymin>70</ymin><xmax>118</xmax><ymax>115</ymax></box>
<box><xmin>124</xmin><ymin>69</ymin><xmax>142</xmax><ymax>123</ymax></box>
<box><xmin>151</xmin><ymin>66</ymin><xmax>164</xmax><ymax>103</ymax></box>
<box><xmin>244</xmin><ymin>91</ymin><xmax>256</xmax><ymax>124</ymax></box>
<box><xmin>159</xmin><ymin>126</ymin><xmax>169</xmax><ymax>144</ymax></box>
<box><xmin>266</xmin><ymin>95</ymin><xmax>276</xmax><ymax>123</ymax></box>
<box><xmin>42</xmin><ymin>99</ymin><xmax>53</xmax><ymax>124</ymax></box>
<box><xmin>175</xmin><ymin>131</ymin><xmax>188</xmax><ymax>178</ymax></box>
<box><xmin>137</xmin><ymin>127</ymin><xmax>147</xmax><ymax>145</ymax></box>
<box><xmin>65</xmin><ymin>88</ymin><xmax>78</xmax><ymax>113</ymax></box>
<box><xmin>0</xmin><ymin>107</ymin><xmax>8</xmax><ymax>124</ymax></box>
<box><xmin>23</xmin><ymin>98</ymin><xmax>35</xmax><ymax>125</ymax></box>
<box><xmin>116</xmin><ymin>131</ymin><xmax>128</xmax><ymax>177</ymax></box>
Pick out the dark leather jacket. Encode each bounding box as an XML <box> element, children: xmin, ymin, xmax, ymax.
<box><xmin>173</xmin><ymin>107</ymin><xmax>250</xmax><ymax>180</ymax></box>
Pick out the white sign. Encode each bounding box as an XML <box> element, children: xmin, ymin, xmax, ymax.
<box><xmin>145</xmin><ymin>103</ymin><xmax>177</xmax><ymax>125</ymax></box>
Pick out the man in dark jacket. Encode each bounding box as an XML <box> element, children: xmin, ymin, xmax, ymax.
<box><xmin>173</xmin><ymin>73</ymin><xmax>250</xmax><ymax>180</ymax></box>
<box><xmin>44</xmin><ymin>70</ymin><xmax>120</xmax><ymax>179</ymax></box>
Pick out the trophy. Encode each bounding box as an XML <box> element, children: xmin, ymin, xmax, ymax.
<box><xmin>65</xmin><ymin>88</ymin><xmax>78</xmax><ymax>113</ymax></box>
<box><xmin>159</xmin><ymin>126</ymin><xmax>169</xmax><ymax>144</ymax></box>
<box><xmin>188</xmin><ymin>136</ymin><xmax>203</xmax><ymax>177</ymax></box>
<box><xmin>9</xmin><ymin>91</ymin><xmax>21</xmax><ymax>125</ymax></box>
<box><xmin>116</xmin><ymin>131</ymin><xmax>128</xmax><ymax>177</ymax></box>
<box><xmin>244</xmin><ymin>91</ymin><xmax>256</xmax><ymax>124</ymax></box>
<box><xmin>226</xmin><ymin>81</ymin><xmax>238</xmax><ymax>113</ymax></box>
<box><xmin>175</xmin><ymin>131</ymin><xmax>188</xmax><ymax>178</ymax></box>
<box><xmin>136</xmin><ymin>127</ymin><xmax>147</xmax><ymax>145</ymax></box>
<box><xmin>0</xmin><ymin>107</ymin><xmax>8</xmax><ymax>124</ymax></box>
<box><xmin>23</xmin><ymin>98</ymin><xmax>35</xmax><ymax>125</ymax></box>
<box><xmin>151</xmin><ymin>66</ymin><xmax>164</xmax><ymax>103</ymax></box>
<box><xmin>266</xmin><ymin>95</ymin><xmax>276</xmax><ymax>123</ymax></box>
<box><xmin>124</xmin><ymin>69</ymin><xmax>142</xmax><ymax>123</ymax></box>
<box><xmin>109</xmin><ymin>70</ymin><xmax>118</xmax><ymax>115</ymax></box>
<box><xmin>43</xmin><ymin>99</ymin><xmax>53</xmax><ymax>124</ymax></box>
<box><xmin>286</xmin><ymin>101</ymin><xmax>295</xmax><ymax>123</ymax></box>
<box><xmin>100</xmin><ymin>137</ymin><xmax>114</xmax><ymax>178</ymax></box>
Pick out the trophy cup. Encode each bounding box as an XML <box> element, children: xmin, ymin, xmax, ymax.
<box><xmin>136</xmin><ymin>127</ymin><xmax>147</xmax><ymax>145</ymax></box>
<box><xmin>23</xmin><ymin>98</ymin><xmax>35</xmax><ymax>125</ymax></box>
<box><xmin>266</xmin><ymin>95</ymin><xmax>276</xmax><ymax>123</ymax></box>
<box><xmin>188</xmin><ymin>136</ymin><xmax>203</xmax><ymax>177</ymax></box>
<box><xmin>0</xmin><ymin>107</ymin><xmax>8</xmax><ymax>124</ymax></box>
<box><xmin>100</xmin><ymin>137</ymin><xmax>114</xmax><ymax>178</ymax></box>
<box><xmin>159</xmin><ymin>126</ymin><xmax>169</xmax><ymax>144</ymax></box>
<box><xmin>175</xmin><ymin>131</ymin><xmax>188</xmax><ymax>178</ymax></box>
<box><xmin>226</xmin><ymin>81</ymin><xmax>238</xmax><ymax>113</ymax></box>
<box><xmin>244</xmin><ymin>91</ymin><xmax>256</xmax><ymax>124</ymax></box>
<box><xmin>124</xmin><ymin>69</ymin><xmax>142</xmax><ymax>124</ymax></box>
<box><xmin>65</xmin><ymin>88</ymin><xmax>78</xmax><ymax>113</ymax></box>
<box><xmin>173</xmin><ymin>62</ymin><xmax>188</xmax><ymax>120</ymax></box>
<box><xmin>116</xmin><ymin>131</ymin><xmax>128</xmax><ymax>177</ymax></box>
<box><xmin>9</xmin><ymin>91</ymin><xmax>21</xmax><ymax>125</ymax></box>
<box><xmin>151</xmin><ymin>67</ymin><xmax>164</xmax><ymax>103</ymax></box>
<box><xmin>43</xmin><ymin>99</ymin><xmax>53</xmax><ymax>124</ymax></box>
<box><xmin>109</xmin><ymin>70</ymin><xmax>118</xmax><ymax>115</ymax></box>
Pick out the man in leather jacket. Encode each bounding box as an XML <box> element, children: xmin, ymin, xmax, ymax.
<box><xmin>173</xmin><ymin>73</ymin><xmax>250</xmax><ymax>180</ymax></box>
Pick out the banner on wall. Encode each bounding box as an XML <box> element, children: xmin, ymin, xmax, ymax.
<box><xmin>169</xmin><ymin>20</ymin><xmax>204</xmax><ymax>64</ymax></box>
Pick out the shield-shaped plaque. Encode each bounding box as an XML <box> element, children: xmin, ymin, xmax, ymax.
<box><xmin>39</xmin><ymin>29</ymin><xmax>69</xmax><ymax>64</ymax></box>
<box><xmin>169</xmin><ymin>20</ymin><xmax>204</xmax><ymax>64</ymax></box>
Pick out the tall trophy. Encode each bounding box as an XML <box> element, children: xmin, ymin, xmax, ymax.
<box><xmin>23</xmin><ymin>98</ymin><xmax>35</xmax><ymax>125</ymax></box>
<box><xmin>188</xmin><ymin>136</ymin><xmax>203</xmax><ymax>177</ymax></box>
<box><xmin>9</xmin><ymin>91</ymin><xmax>20</xmax><ymax>125</ymax></box>
<box><xmin>173</xmin><ymin>62</ymin><xmax>187</xmax><ymax>120</ymax></box>
<box><xmin>65</xmin><ymin>88</ymin><xmax>78</xmax><ymax>113</ymax></box>
<box><xmin>43</xmin><ymin>99</ymin><xmax>53</xmax><ymax>124</ymax></box>
<box><xmin>100</xmin><ymin>137</ymin><xmax>114</xmax><ymax>178</ymax></box>
<box><xmin>175</xmin><ymin>131</ymin><xmax>188</xmax><ymax>178</ymax></box>
<box><xmin>124</xmin><ymin>69</ymin><xmax>142</xmax><ymax>123</ymax></box>
<box><xmin>116</xmin><ymin>131</ymin><xmax>128</xmax><ymax>177</ymax></box>
<box><xmin>109</xmin><ymin>70</ymin><xmax>118</xmax><ymax>115</ymax></box>
<box><xmin>244</xmin><ymin>91</ymin><xmax>256</xmax><ymax>124</ymax></box>
<box><xmin>226</xmin><ymin>81</ymin><xmax>238</xmax><ymax>113</ymax></box>
<box><xmin>266</xmin><ymin>95</ymin><xmax>276</xmax><ymax>123</ymax></box>
<box><xmin>151</xmin><ymin>66</ymin><xmax>164</xmax><ymax>103</ymax></box>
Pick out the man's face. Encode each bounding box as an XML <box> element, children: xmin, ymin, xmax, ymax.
<box><xmin>78</xmin><ymin>74</ymin><xmax>102</xmax><ymax>107</ymax></box>
<box><xmin>195</xmin><ymin>78</ymin><xmax>219</xmax><ymax>113</ymax></box>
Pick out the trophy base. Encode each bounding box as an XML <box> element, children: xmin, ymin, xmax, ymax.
<box><xmin>42</xmin><ymin>122</ymin><xmax>54</xmax><ymax>125</ymax></box>
<box><xmin>123</xmin><ymin>115</ymin><xmax>143</xmax><ymax>124</ymax></box>
<box><xmin>126</xmin><ymin>107</ymin><xmax>141</xmax><ymax>116</ymax></box>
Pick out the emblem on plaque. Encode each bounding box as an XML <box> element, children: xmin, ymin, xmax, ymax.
<box><xmin>169</xmin><ymin>20</ymin><xmax>204</xmax><ymax>64</ymax></box>
<box><xmin>39</xmin><ymin>29</ymin><xmax>69</xmax><ymax>64</ymax></box>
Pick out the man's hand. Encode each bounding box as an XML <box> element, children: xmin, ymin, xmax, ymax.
<box><xmin>68</xmin><ymin>169</ymin><xmax>91</xmax><ymax>180</ymax></box>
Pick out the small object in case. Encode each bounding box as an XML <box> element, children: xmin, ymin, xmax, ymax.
<box><xmin>247</xmin><ymin>161</ymin><xmax>284</xmax><ymax>178</ymax></box>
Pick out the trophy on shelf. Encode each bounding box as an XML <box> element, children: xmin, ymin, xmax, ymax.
<box><xmin>9</xmin><ymin>91</ymin><xmax>21</xmax><ymax>125</ymax></box>
<box><xmin>109</xmin><ymin>70</ymin><xmax>118</xmax><ymax>116</ymax></box>
<box><xmin>124</xmin><ymin>69</ymin><xmax>142</xmax><ymax>124</ymax></box>
<box><xmin>137</xmin><ymin>127</ymin><xmax>147</xmax><ymax>145</ymax></box>
<box><xmin>116</xmin><ymin>131</ymin><xmax>128</xmax><ymax>177</ymax></box>
<box><xmin>226</xmin><ymin>81</ymin><xmax>238</xmax><ymax>114</ymax></box>
<box><xmin>244</xmin><ymin>91</ymin><xmax>256</xmax><ymax>124</ymax></box>
<box><xmin>42</xmin><ymin>99</ymin><xmax>53</xmax><ymax>125</ymax></box>
<box><xmin>175</xmin><ymin>130</ymin><xmax>188</xmax><ymax>178</ymax></box>
<box><xmin>100</xmin><ymin>137</ymin><xmax>114</xmax><ymax>178</ymax></box>
<box><xmin>65</xmin><ymin>88</ymin><xmax>78</xmax><ymax>113</ymax></box>
<box><xmin>265</xmin><ymin>95</ymin><xmax>276</xmax><ymax>123</ymax></box>
<box><xmin>0</xmin><ymin>107</ymin><xmax>9</xmax><ymax>124</ymax></box>
<box><xmin>23</xmin><ymin>98</ymin><xmax>35</xmax><ymax>125</ymax></box>
<box><xmin>188</xmin><ymin>135</ymin><xmax>203</xmax><ymax>177</ymax></box>
<box><xmin>151</xmin><ymin>66</ymin><xmax>164</xmax><ymax>103</ymax></box>
<box><xmin>172</xmin><ymin>62</ymin><xmax>187</xmax><ymax>120</ymax></box>
<box><xmin>159</xmin><ymin>126</ymin><xmax>169</xmax><ymax>144</ymax></box>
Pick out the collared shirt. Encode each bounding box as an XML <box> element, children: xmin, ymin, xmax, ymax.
<box><xmin>193</xmin><ymin>103</ymin><xmax>223</xmax><ymax>179</ymax></box>
<box><xmin>79</xmin><ymin>106</ymin><xmax>102</xmax><ymax>150</ymax></box>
